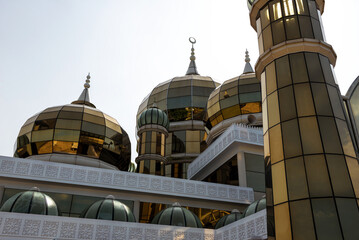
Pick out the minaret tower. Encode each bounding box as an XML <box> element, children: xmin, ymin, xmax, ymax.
<box><xmin>247</xmin><ymin>0</ymin><xmax>359</xmax><ymax>239</ymax></box>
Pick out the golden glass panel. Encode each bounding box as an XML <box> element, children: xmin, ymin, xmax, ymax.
<box><xmin>290</xmin><ymin>53</ymin><xmax>309</xmax><ymax>83</ymax></box>
<box><xmin>327</xmin><ymin>85</ymin><xmax>345</xmax><ymax>120</ymax></box>
<box><xmin>161</xmin><ymin>144</ymin><xmax>165</xmax><ymax>156</ymax></box>
<box><xmin>170</xmin><ymin>79</ymin><xmax>191</xmax><ymax>88</ymax></box>
<box><xmin>264</xmin><ymin>132</ymin><xmax>270</xmax><ymax>158</ymax></box>
<box><xmin>24</xmin><ymin>115</ymin><xmax>38</xmax><ymax>126</ymax></box>
<box><xmin>311</xmin><ymin>83</ymin><xmax>333</xmax><ymax>116</ymax></box>
<box><xmin>83</xmin><ymin>113</ymin><xmax>105</xmax><ymax>125</ymax></box>
<box><xmin>269</xmin><ymin>122</ymin><xmax>284</xmax><ymax>164</ymax></box>
<box><xmin>262</xmin><ymin>26</ymin><xmax>273</xmax><ymax>51</ymax></box>
<box><xmin>54</xmin><ymin>129</ymin><xmax>80</xmax><ymax>142</ymax></box>
<box><xmin>274</xmin><ymin>203</ymin><xmax>292</xmax><ymax>240</ymax></box>
<box><xmin>299</xmin><ymin>16</ymin><xmax>314</xmax><ymax>38</ymax></box>
<box><xmin>290</xmin><ymin>200</ymin><xmax>316</xmax><ymax>240</ymax></box>
<box><xmin>84</xmin><ymin>107</ymin><xmax>103</xmax><ymax>117</ymax></box>
<box><xmin>266</xmin><ymin>62</ymin><xmax>276</xmax><ymax>95</ymax></box>
<box><xmin>42</xmin><ymin>106</ymin><xmax>63</xmax><ymax>113</ymax></box>
<box><xmin>282</xmin><ymin>119</ymin><xmax>302</xmax><ymax>158</ymax></box>
<box><xmin>19</xmin><ymin>123</ymin><xmax>35</xmax><ymax>136</ymax></box>
<box><xmin>141</xmin><ymin>132</ymin><xmax>146</xmax><ymax>144</ymax></box>
<box><xmin>186</xmin><ymin>131</ymin><xmax>200</xmax><ymax>142</ymax></box>
<box><xmin>326</xmin><ymin>155</ymin><xmax>354</xmax><ymax>197</ymax></box>
<box><xmin>105</xmin><ymin>119</ymin><xmax>122</xmax><ymax>133</ymax></box>
<box><xmin>305</xmin><ymin>53</ymin><xmax>324</xmax><ymax>82</ymax></box>
<box><xmin>62</xmin><ymin>106</ymin><xmax>84</xmax><ymax>112</ymax></box>
<box><xmin>103</xmin><ymin>113</ymin><xmax>118</xmax><ymax>124</ymax></box>
<box><xmin>151</xmin><ymin>131</ymin><xmax>156</xmax><ymax>142</ymax></box>
<box><xmin>37</xmin><ymin>112</ymin><xmax>59</xmax><ymax>120</ymax></box>
<box><xmin>336</xmin><ymin>119</ymin><xmax>356</xmax><ymax>157</ymax></box>
<box><xmin>260</xmin><ymin>6</ymin><xmax>270</xmax><ymax>29</ymax></box>
<box><xmin>312</xmin><ymin>198</ymin><xmax>342</xmax><ymax>240</ymax></box>
<box><xmin>335</xmin><ymin>198</ymin><xmax>359</xmax><ymax>240</ymax></box>
<box><xmin>278</xmin><ymin>86</ymin><xmax>296</xmax><ymax>122</ymax></box>
<box><xmin>276</xmin><ymin>56</ymin><xmax>292</xmax><ymax>88</ymax></box>
<box><xmin>285</xmin><ymin>17</ymin><xmax>301</xmax><ymax>40</ymax></box>
<box><xmin>305</xmin><ymin>155</ymin><xmax>332</xmax><ymax>197</ymax></box>
<box><xmin>286</xmin><ymin>157</ymin><xmax>309</xmax><ymax>200</ymax></box>
<box><xmin>318</xmin><ymin>117</ymin><xmax>342</xmax><ymax>154</ymax></box>
<box><xmin>299</xmin><ymin>117</ymin><xmax>323</xmax><ymax>154</ymax></box>
<box><xmin>82</xmin><ymin>121</ymin><xmax>105</xmax><ymax>136</ymax></box>
<box><xmin>272</xmin><ymin>20</ymin><xmax>286</xmax><ymax>45</ymax></box>
<box><xmin>270</xmin><ymin>0</ymin><xmax>282</xmax><ymax>20</ymax></box>
<box><xmin>53</xmin><ymin>141</ymin><xmax>78</xmax><ymax>154</ymax></box>
<box><xmin>272</xmin><ymin>161</ymin><xmax>288</xmax><ymax>204</ymax></box>
<box><xmin>295</xmin><ymin>0</ymin><xmax>307</xmax><ymax>15</ymax></box>
<box><xmin>294</xmin><ymin>83</ymin><xmax>315</xmax><ymax>117</ymax></box>
<box><xmin>55</xmin><ymin>119</ymin><xmax>81</xmax><ymax>130</ymax></box>
<box><xmin>79</xmin><ymin>135</ymin><xmax>104</xmax><ymax>145</ymax></box>
<box><xmin>267</xmin><ymin>91</ymin><xmax>280</xmax><ymax>128</ymax></box>
<box><xmin>35</xmin><ymin>141</ymin><xmax>53</xmax><ymax>154</ymax></box>
<box><xmin>32</xmin><ymin>129</ymin><xmax>54</xmax><ymax>142</ymax></box>
<box><xmin>345</xmin><ymin>157</ymin><xmax>359</xmax><ymax>198</ymax></box>
<box><xmin>240</xmin><ymin>102</ymin><xmax>261</xmax><ymax>114</ymax></box>
<box><xmin>283</xmin><ymin>0</ymin><xmax>295</xmax><ymax>16</ymax></box>
<box><xmin>140</xmin><ymin>143</ymin><xmax>145</xmax><ymax>154</ymax></box>
<box><xmin>186</xmin><ymin>142</ymin><xmax>200</xmax><ymax>153</ymax></box>
<box><xmin>222</xmin><ymin>105</ymin><xmax>241</xmax><ymax>119</ymax></box>
<box><xmin>150</xmin><ymin>142</ymin><xmax>156</xmax><ymax>154</ymax></box>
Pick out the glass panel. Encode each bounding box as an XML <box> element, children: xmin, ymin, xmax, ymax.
<box><xmin>58</xmin><ymin>111</ymin><xmax>83</xmax><ymax>120</ymax></box>
<box><xmin>295</xmin><ymin>0</ymin><xmax>308</xmax><ymax>15</ymax></box>
<box><xmin>286</xmin><ymin>157</ymin><xmax>309</xmax><ymax>200</ymax></box>
<box><xmin>105</xmin><ymin>119</ymin><xmax>122</xmax><ymax>133</ymax></box>
<box><xmin>294</xmin><ymin>83</ymin><xmax>315</xmax><ymax>117</ymax></box>
<box><xmin>274</xmin><ymin>203</ymin><xmax>292</xmax><ymax>240</ymax></box>
<box><xmin>37</xmin><ymin>112</ymin><xmax>59</xmax><ymax>120</ymax></box>
<box><xmin>84</xmin><ymin>107</ymin><xmax>103</xmax><ymax>117</ymax></box>
<box><xmin>278</xmin><ymin>86</ymin><xmax>296</xmax><ymax>121</ymax></box>
<box><xmin>267</xmin><ymin>91</ymin><xmax>280</xmax><ymax>128</ymax></box>
<box><xmin>312</xmin><ymin>19</ymin><xmax>323</xmax><ymax>41</ymax></box>
<box><xmin>54</xmin><ymin>129</ymin><xmax>80</xmax><ymax>142</ymax></box>
<box><xmin>262</xmin><ymin>26</ymin><xmax>273</xmax><ymax>51</ymax></box>
<box><xmin>55</xmin><ymin>119</ymin><xmax>81</xmax><ymax>130</ymax></box>
<box><xmin>290</xmin><ymin>200</ymin><xmax>316</xmax><ymax>240</ymax></box>
<box><xmin>327</xmin><ymin>86</ymin><xmax>345</xmax><ymax>120</ymax></box>
<box><xmin>283</xmin><ymin>0</ymin><xmax>295</xmax><ymax>16</ymax></box>
<box><xmin>285</xmin><ymin>17</ymin><xmax>301</xmax><ymax>40</ymax></box>
<box><xmin>32</xmin><ymin>129</ymin><xmax>54</xmax><ymax>142</ymax></box>
<box><xmin>241</xmin><ymin>102</ymin><xmax>261</xmax><ymax>114</ymax></box>
<box><xmin>272</xmin><ymin>20</ymin><xmax>286</xmax><ymax>45</ymax></box>
<box><xmin>336</xmin><ymin>119</ymin><xmax>356</xmax><ymax>157</ymax></box>
<box><xmin>346</xmin><ymin>157</ymin><xmax>359</xmax><ymax>198</ymax></box>
<box><xmin>71</xmin><ymin>195</ymin><xmax>101</xmax><ymax>216</ymax></box>
<box><xmin>53</xmin><ymin>141</ymin><xmax>78</xmax><ymax>154</ymax></box>
<box><xmin>266</xmin><ymin>62</ymin><xmax>277</xmax><ymax>95</ymax></box>
<box><xmin>239</xmin><ymin>92</ymin><xmax>261</xmax><ymax>103</ymax></box>
<box><xmin>311</xmin><ymin>83</ymin><xmax>333</xmax><ymax>116</ymax></box>
<box><xmin>312</xmin><ymin>198</ymin><xmax>342</xmax><ymax>240</ymax></box>
<box><xmin>305</xmin><ymin>155</ymin><xmax>332</xmax><ymax>197</ymax></box>
<box><xmin>317</xmin><ymin>117</ymin><xmax>342</xmax><ymax>154</ymax></box>
<box><xmin>19</xmin><ymin>123</ymin><xmax>34</xmax><ymax>136</ymax></box>
<box><xmin>276</xmin><ymin>55</ymin><xmax>292</xmax><ymax>88</ymax></box>
<box><xmin>83</xmin><ymin>113</ymin><xmax>105</xmax><ymax>125</ymax></box>
<box><xmin>167</xmin><ymin>96</ymin><xmax>191</xmax><ymax>109</ymax></box>
<box><xmin>270</xmin><ymin>0</ymin><xmax>282</xmax><ymax>21</ymax></box>
<box><xmin>246</xmin><ymin>172</ymin><xmax>265</xmax><ymax>192</ymax></box>
<box><xmin>299</xmin><ymin>16</ymin><xmax>314</xmax><ymax>38</ymax></box>
<box><xmin>290</xmin><ymin>53</ymin><xmax>309</xmax><ymax>83</ymax></box>
<box><xmin>222</xmin><ymin>105</ymin><xmax>241</xmax><ymax>119</ymax></box>
<box><xmin>326</xmin><ymin>155</ymin><xmax>354</xmax><ymax>197</ymax></box>
<box><xmin>258</xmin><ymin>33</ymin><xmax>264</xmax><ymax>54</ymax></box>
<box><xmin>34</xmin><ymin>141</ymin><xmax>53</xmax><ymax>154</ymax></box>
<box><xmin>261</xmin><ymin>6</ymin><xmax>270</xmax><ymax>29</ymax></box>
<box><xmin>336</xmin><ymin>198</ymin><xmax>359</xmax><ymax>240</ymax></box>
<box><xmin>62</xmin><ymin>106</ymin><xmax>84</xmax><ymax>112</ymax></box>
<box><xmin>319</xmin><ymin>55</ymin><xmax>336</xmax><ymax>85</ymax></box>
<box><xmin>81</xmin><ymin>121</ymin><xmax>105</xmax><ymax>136</ymax></box>
<box><xmin>168</xmin><ymin>86</ymin><xmax>191</xmax><ymax>97</ymax></box>
<box><xmin>282</xmin><ymin>119</ymin><xmax>302</xmax><ymax>158</ymax></box>
<box><xmin>263</xmin><ymin>98</ymin><xmax>268</xmax><ymax>133</ymax></box>
<box><xmin>33</xmin><ymin>119</ymin><xmax>56</xmax><ymax>130</ymax></box>
<box><xmin>244</xmin><ymin>153</ymin><xmax>265</xmax><ymax>173</ymax></box>
<box><xmin>305</xmin><ymin>53</ymin><xmax>324</xmax><ymax>82</ymax></box>
<box><xmin>269</xmin><ymin>124</ymin><xmax>283</xmax><ymax>164</ymax></box>
<box><xmin>299</xmin><ymin>117</ymin><xmax>323</xmax><ymax>154</ymax></box>
<box><xmin>272</xmin><ymin>161</ymin><xmax>288</xmax><ymax>204</ymax></box>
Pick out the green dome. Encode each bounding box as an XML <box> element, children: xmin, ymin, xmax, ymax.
<box><xmin>214</xmin><ymin>210</ymin><xmax>243</xmax><ymax>229</ymax></box>
<box><xmin>0</xmin><ymin>188</ymin><xmax>59</xmax><ymax>216</ymax></box>
<box><xmin>137</xmin><ymin>107</ymin><xmax>169</xmax><ymax>130</ymax></box>
<box><xmin>151</xmin><ymin>203</ymin><xmax>202</xmax><ymax>228</ymax></box>
<box><xmin>82</xmin><ymin>196</ymin><xmax>136</xmax><ymax>222</ymax></box>
<box><xmin>243</xmin><ymin>197</ymin><xmax>266</xmax><ymax>218</ymax></box>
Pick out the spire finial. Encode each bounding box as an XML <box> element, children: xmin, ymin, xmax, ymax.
<box><xmin>245</xmin><ymin>49</ymin><xmax>250</xmax><ymax>63</ymax></box>
<box><xmin>84</xmin><ymin>73</ymin><xmax>91</xmax><ymax>89</ymax></box>
<box><xmin>186</xmin><ymin>37</ymin><xmax>199</xmax><ymax>75</ymax></box>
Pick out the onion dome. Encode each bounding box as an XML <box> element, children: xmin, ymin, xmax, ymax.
<box><xmin>137</xmin><ymin>107</ymin><xmax>169</xmax><ymax>130</ymax></box>
<box><xmin>242</xmin><ymin>198</ymin><xmax>266</xmax><ymax>218</ymax></box>
<box><xmin>0</xmin><ymin>187</ymin><xmax>59</xmax><ymax>216</ymax></box>
<box><xmin>206</xmin><ymin>50</ymin><xmax>261</xmax><ymax>130</ymax></box>
<box><xmin>14</xmin><ymin>74</ymin><xmax>131</xmax><ymax>171</ymax></box>
<box><xmin>151</xmin><ymin>202</ymin><xmax>202</xmax><ymax>228</ymax></box>
<box><xmin>137</xmin><ymin>38</ymin><xmax>219</xmax><ymax>123</ymax></box>
<box><xmin>82</xmin><ymin>195</ymin><xmax>136</xmax><ymax>222</ymax></box>
<box><xmin>214</xmin><ymin>209</ymin><xmax>243</xmax><ymax>229</ymax></box>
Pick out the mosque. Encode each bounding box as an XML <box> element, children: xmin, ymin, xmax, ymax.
<box><xmin>0</xmin><ymin>0</ymin><xmax>359</xmax><ymax>239</ymax></box>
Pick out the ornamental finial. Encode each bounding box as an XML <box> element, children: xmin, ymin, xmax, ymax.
<box><xmin>84</xmin><ymin>73</ymin><xmax>90</xmax><ymax>89</ymax></box>
<box><xmin>189</xmin><ymin>37</ymin><xmax>196</xmax><ymax>61</ymax></box>
<box><xmin>245</xmin><ymin>49</ymin><xmax>250</xmax><ymax>63</ymax></box>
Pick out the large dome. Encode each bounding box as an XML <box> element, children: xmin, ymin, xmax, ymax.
<box><xmin>137</xmin><ymin>75</ymin><xmax>219</xmax><ymax>123</ymax></box>
<box><xmin>14</xmin><ymin>75</ymin><xmax>131</xmax><ymax>170</ymax></box>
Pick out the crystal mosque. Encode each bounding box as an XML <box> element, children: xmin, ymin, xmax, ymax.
<box><xmin>1</xmin><ymin>0</ymin><xmax>359</xmax><ymax>239</ymax></box>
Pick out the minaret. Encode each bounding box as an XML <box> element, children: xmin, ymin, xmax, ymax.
<box><xmin>247</xmin><ymin>1</ymin><xmax>359</xmax><ymax>239</ymax></box>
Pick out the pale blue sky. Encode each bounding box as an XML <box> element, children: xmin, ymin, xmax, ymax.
<box><xmin>0</xmin><ymin>0</ymin><xmax>358</xmax><ymax>162</ymax></box>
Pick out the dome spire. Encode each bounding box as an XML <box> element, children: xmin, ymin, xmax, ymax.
<box><xmin>243</xmin><ymin>49</ymin><xmax>254</xmax><ymax>74</ymax></box>
<box><xmin>186</xmin><ymin>37</ymin><xmax>199</xmax><ymax>75</ymax></box>
<box><xmin>71</xmin><ymin>73</ymin><xmax>96</xmax><ymax>108</ymax></box>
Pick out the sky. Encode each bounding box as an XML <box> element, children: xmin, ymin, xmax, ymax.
<box><xmin>0</xmin><ymin>0</ymin><xmax>358</xmax><ymax>163</ymax></box>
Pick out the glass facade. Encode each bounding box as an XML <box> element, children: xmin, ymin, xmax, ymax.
<box><xmin>206</xmin><ymin>75</ymin><xmax>261</xmax><ymax>129</ymax></box>
<box><xmin>15</xmin><ymin>104</ymin><xmax>131</xmax><ymax>171</ymax></box>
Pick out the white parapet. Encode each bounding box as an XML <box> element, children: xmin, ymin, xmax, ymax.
<box><xmin>0</xmin><ymin>155</ymin><xmax>254</xmax><ymax>204</ymax></box>
<box><xmin>0</xmin><ymin>209</ymin><xmax>267</xmax><ymax>240</ymax></box>
<box><xmin>188</xmin><ymin>124</ymin><xmax>264</xmax><ymax>180</ymax></box>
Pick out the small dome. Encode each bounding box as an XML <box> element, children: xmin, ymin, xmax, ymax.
<box><xmin>214</xmin><ymin>209</ymin><xmax>243</xmax><ymax>229</ymax></box>
<box><xmin>82</xmin><ymin>196</ymin><xmax>136</xmax><ymax>222</ymax></box>
<box><xmin>0</xmin><ymin>189</ymin><xmax>59</xmax><ymax>216</ymax></box>
<box><xmin>243</xmin><ymin>198</ymin><xmax>266</xmax><ymax>218</ymax></box>
<box><xmin>151</xmin><ymin>203</ymin><xmax>202</xmax><ymax>228</ymax></box>
<box><xmin>137</xmin><ymin>107</ymin><xmax>169</xmax><ymax>130</ymax></box>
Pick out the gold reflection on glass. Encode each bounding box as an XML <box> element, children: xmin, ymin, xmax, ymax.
<box><xmin>272</xmin><ymin>161</ymin><xmax>288</xmax><ymax>204</ymax></box>
<box><xmin>32</xmin><ymin>129</ymin><xmax>54</xmax><ymax>142</ymax></box>
<box><xmin>299</xmin><ymin>117</ymin><xmax>323</xmax><ymax>154</ymax></box>
<box><xmin>271</xmin><ymin>1</ymin><xmax>282</xmax><ymax>20</ymax></box>
<box><xmin>283</xmin><ymin>0</ymin><xmax>295</xmax><ymax>16</ymax></box>
<box><xmin>36</xmin><ymin>141</ymin><xmax>53</xmax><ymax>154</ymax></box>
<box><xmin>346</xmin><ymin>157</ymin><xmax>359</xmax><ymax>198</ymax></box>
<box><xmin>290</xmin><ymin>200</ymin><xmax>316</xmax><ymax>240</ymax></box>
<box><xmin>53</xmin><ymin>141</ymin><xmax>78</xmax><ymax>154</ymax></box>
<box><xmin>274</xmin><ymin>203</ymin><xmax>292</xmax><ymax>240</ymax></box>
<box><xmin>269</xmin><ymin>124</ymin><xmax>283</xmax><ymax>164</ymax></box>
<box><xmin>295</xmin><ymin>0</ymin><xmax>306</xmax><ymax>15</ymax></box>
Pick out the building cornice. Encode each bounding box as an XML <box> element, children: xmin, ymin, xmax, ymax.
<box><xmin>249</xmin><ymin>0</ymin><xmax>325</xmax><ymax>30</ymax></box>
<box><xmin>255</xmin><ymin>38</ymin><xmax>336</xmax><ymax>78</ymax></box>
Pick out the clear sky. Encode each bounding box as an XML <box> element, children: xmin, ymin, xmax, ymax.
<box><xmin>0</xmin><ymin>0</ymin><xmax>358</xmax><ymax>162</ymax></box>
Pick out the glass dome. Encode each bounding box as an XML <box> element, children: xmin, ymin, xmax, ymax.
<box><xmin>151</xmin><ymin>203</ymin><xmax>202</xmax><ymax>228</ymax></box>
<box><xmin>82</xmin><ymin>196</ymin><xmax>136</xmax><ymax>222</ymax></box>
<box><xmin>137</xmin><ymin>107</ymin><xmax>169</xmax><ymax>130</ymax></box>
<box><xmin>137</xmin><ymin>76</ymin><xmax>219</xmax><ymax>123</ymax></box>
<box><xmin>0</xmin><ymin>188</ymin><xmax>59</xmax><ymax>216</ymax></box>
<box><xmin>206</xmin><ymin>74</ymin><xmax>261</xmax><ymax>129</ymax></box>
<box><xmin>243</xmin><ymin>197</ymin><xmax>266</xmax><ymax>218</ymax></box>
<box><xmin>214</xmin><ymin>209</ymin><xmax>243</xmax><ymax>229</ymax></box>
<box><xmin>14</xmin><ymin>103</ymin><xmax>131</xmax><ymax>170</ymax></box>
